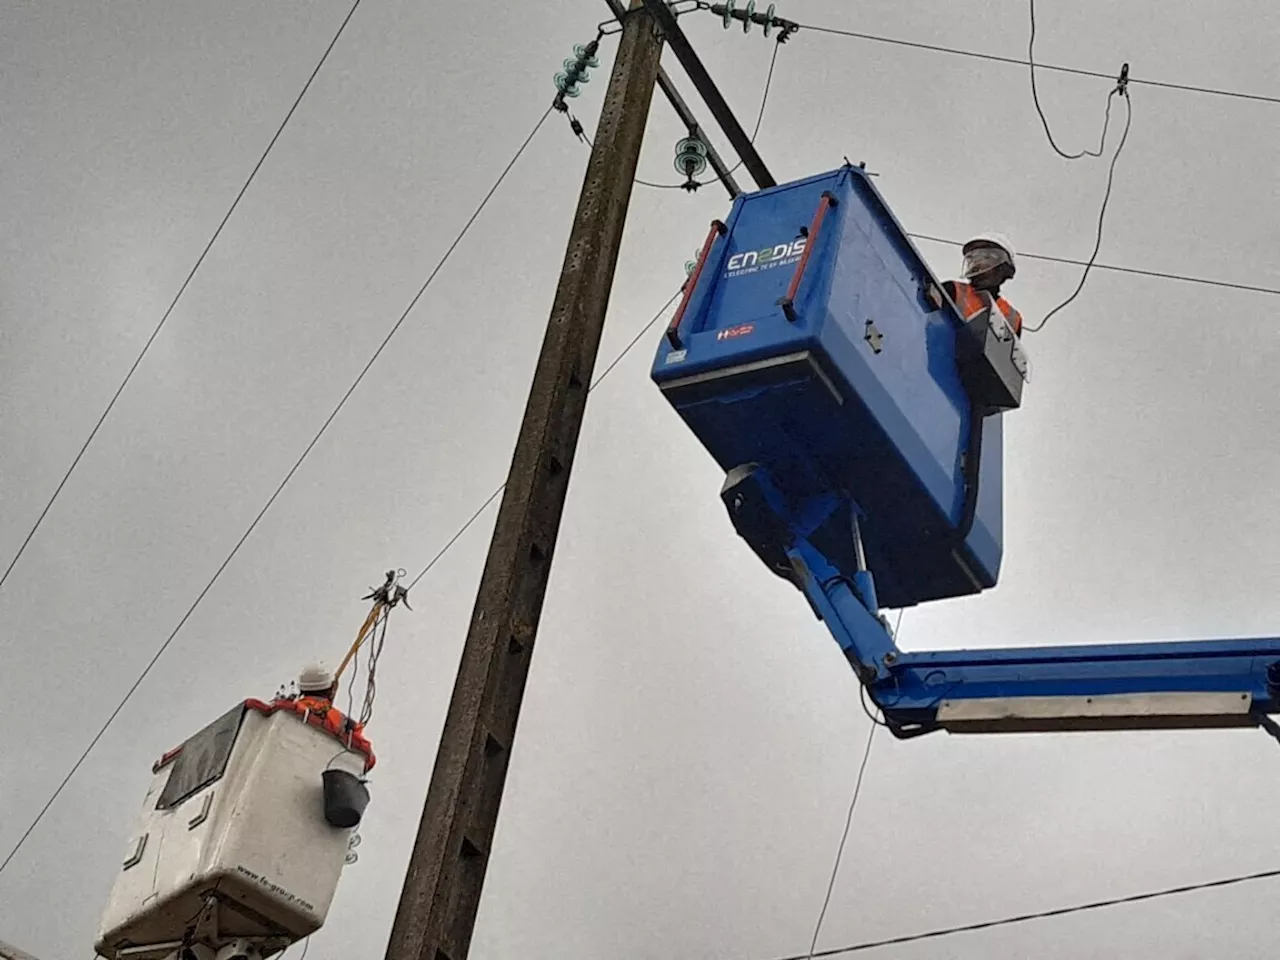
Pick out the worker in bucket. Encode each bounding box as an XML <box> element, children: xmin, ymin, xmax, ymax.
<box><xmin>944</xmin><ymin>233</ymin><xmax>1024</xmax><ymax>338</ymax></box>
<box><xmin>296</xmin><ymin>662</ymin><xmax>341</xmax><ymax>705</ymax></box>
<box><xmin>276</xmin><ymin>662</ymin><xmax>376</xmax><ymax>770</ymax></box>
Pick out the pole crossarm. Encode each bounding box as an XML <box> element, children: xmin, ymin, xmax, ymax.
<box><xmin>602</xmin><ymin>0</ymin><xmax>742</xmax><ymax>197</ymax></box>
<box><xmin>641</xmin><ymin>0</ymin><xmax>776</xmax><ymax>190</ymax></box>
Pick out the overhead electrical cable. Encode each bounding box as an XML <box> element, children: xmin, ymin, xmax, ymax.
<box><xmin>407</xmin><ymin>285</ymin><xmax>684</xmax><ymax>591</ymax></box>
<box><xmin>1028</xmin><ymin>0</ymin><xmax>1124</xmax><ymax>160</ymax></box>
<box><xmin>1018</xmin><ymin>0</ymin><xmax>1134</xmax><ymax>328</ymax></box>
<box><xmin>766</xmin><ymin>865</ymin><xmax>1280</xmax><ymax>958</ymax></box>
<box><xmin>909</xmin><ymin>233</ymin><xmax>1280</xmax><ymax>297</ymax></box>
<box><xmin>794</xmin><ymin>21</ymin><xmax>1280</xmax><ymax>107</ymax></box>
<box><xmin>805</xmin><ymin>609</ymin><xmax>900</xmax><ymax>958</ymax></box>
<box><xmin>573</xmin><ymin>18</ymin><xmax>1273</xmax><ymax>303</ymax></box>
<box><xmin>1025</xmin><ymin>87</ymin><xmax>1133</xmax><ymax>332</ymax></box>
<box><xmin>0</xmin><ymin>0</ymin><xmax>367</xmax><ymax>598</ymax></box>
<box><xmin>0</xmin><ymin>103</ymin><xmax>555</xmax><ymax>881</ymax></box>
<box><xmin>806</xmin><ymin>721</ymin><xmax>876</xmax><ymax>959</ymax></box>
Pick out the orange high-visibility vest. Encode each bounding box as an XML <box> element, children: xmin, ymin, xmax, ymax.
<box><xmin>947</xmin><ymin>280</ymin><xmax>1023</xmax><ymax>338</ymax></box>
<box><xmin>269</xmin><ymin>695</ymin><xmax>377</xmax><ymax>771</ymax></box>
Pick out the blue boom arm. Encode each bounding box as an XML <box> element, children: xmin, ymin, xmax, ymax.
<box><xmin>723</xmin><ymin>462</ymin><xmax>1280</xmax><ymax>740</ymax></box>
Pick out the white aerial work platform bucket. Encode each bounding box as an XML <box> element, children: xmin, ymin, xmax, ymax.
<box><xmin>94</xmin><ymin>700</ymin><xmax>372</xmax><ymax>960</ymax></box>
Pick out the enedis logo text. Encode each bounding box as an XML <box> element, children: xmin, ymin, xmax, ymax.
<box><xmin>725</xmin><ymin>237</ymin><xmax>806</xmax><ymax>277</ymax></box>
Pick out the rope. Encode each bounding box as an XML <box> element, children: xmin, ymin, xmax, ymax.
<box><xmin>359</xmin><ymin>609</ymin><xmax>390</xmax><ymax>728</ymax></box>
<box><xmin>336</xmin><ymin>602</ymin><xmax>383</xmax><ymax>684</ymax></box>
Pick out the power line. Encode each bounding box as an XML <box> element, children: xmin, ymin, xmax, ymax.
<box><xmin>0</xmin><ymin>0</ymin><xmax>367</xmax><ymax>598</ymax></box>
<box><xmin>1024</xmin><ymin>0</ymin><xmax>1134</xmax><ymax>330</ymax></box>
<box><xmin>408</xmin><ymin>285</ymin><xmax>683</xmax><ymax>591</ymax></box>
<box><xmin>807</xmin><ymin>609</ymin><xmax>900</xmax><ymax>957</ymax></box>
<box><xmin>806</xmin><ymin>707</ymin><xmax>877</xmax><ymax>958</ymax></box>
<box><xmin>768</xmin><ymin>865</ymin><xmax>1280</xmax><ymax>958</ymax></box>
<box><xmin>1025</xmin><ymin>87</ymin><xmax>1133</xmax><ymax>333</ymax></box>
<box><xmin>908</xmin><ymin>233</ymin><xmax>1280</xmax><ymax>298</ymax></box>
<box><xmin>578</xmin><ymin>24</ymin><xmax>1276</xmax><ymax>305</ymax></box>
<box><xmin>591</xmin><ymin>287</ymin><xmax>683</xmax><ymax>387</ymax></box>
<box><xmin>1028</xmin><ymin>0</ymin><xmax>1125</xmax><ymax>160</ymax></box>
<box><xmin>572</xmin><ymin>32</ymin><xmax>1277</xmax><ymax>304</ymax></box>
<box><xmin>0</xmin><ymin>103</ymin><xmax>555</xmax><ymax>882</ymax></box>
<box><xmin>796</xmin><ymin>21</ymin><xmax>1280</xmax><ymax>107</ymax></box>
<box><xmin>772</xmin><ymin>10</ymin><xmax>1280</xmax><ymax>312</ymax></box>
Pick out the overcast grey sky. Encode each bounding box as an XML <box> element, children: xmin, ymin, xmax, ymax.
<box><xmin>4</xmin><ymin>1</ymin><xmax>1280</xmax><ymax>958</ymax></box>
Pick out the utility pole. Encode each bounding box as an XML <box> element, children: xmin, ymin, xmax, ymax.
<box><xmin>382</xmin><ymin>4</ymin><xmax>665</xmax><ymax>960</ymax></box>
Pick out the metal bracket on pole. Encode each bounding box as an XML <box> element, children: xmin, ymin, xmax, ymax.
<box><xmin>602</xmin><ymin>0</ymin><xmax>741</xmax><ymax>198</ymax></box>
<box><xmin>640</xmin><ymin>0</ymin><xmax>777</xmax><ymax>190</ymax></box>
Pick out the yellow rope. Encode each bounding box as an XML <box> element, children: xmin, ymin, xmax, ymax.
<box><xmin>335</xmin><ymin>602</ymin><xmax>383</xmax><ymax>684</ymax></box>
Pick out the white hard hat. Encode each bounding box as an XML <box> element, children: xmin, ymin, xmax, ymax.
<box><xmin>298</xmin><ymin>662</ymin><xmax>336</xmax><ymax>693</ymax></box>
<box><xmin>963</xmin><ymin>232</ymin><xmax>1016</xmax><ymax>268</ymax></box>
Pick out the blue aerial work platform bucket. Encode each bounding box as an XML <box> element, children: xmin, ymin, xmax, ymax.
<box><xmin>650</xmin><ymin>164</ymin><xmax>1013</xmax><ymax>609</ymax></box>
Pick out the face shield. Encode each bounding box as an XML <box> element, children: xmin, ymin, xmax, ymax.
<box><xmin>961</xmin><ymin>246</ymin><xmax>1011</xmax><ymax>281</ymax></box>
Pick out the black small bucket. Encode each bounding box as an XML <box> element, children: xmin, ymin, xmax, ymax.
<box><xmin>322</xmin><ymin>768</ymin><xmax>370</xmax><ymax>828</ymax></box>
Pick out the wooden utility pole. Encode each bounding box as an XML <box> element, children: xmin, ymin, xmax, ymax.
<box><xmin>382</xmin><ymin>4</ymin><xmax>665</xmax><ymax>960</ymax></box>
